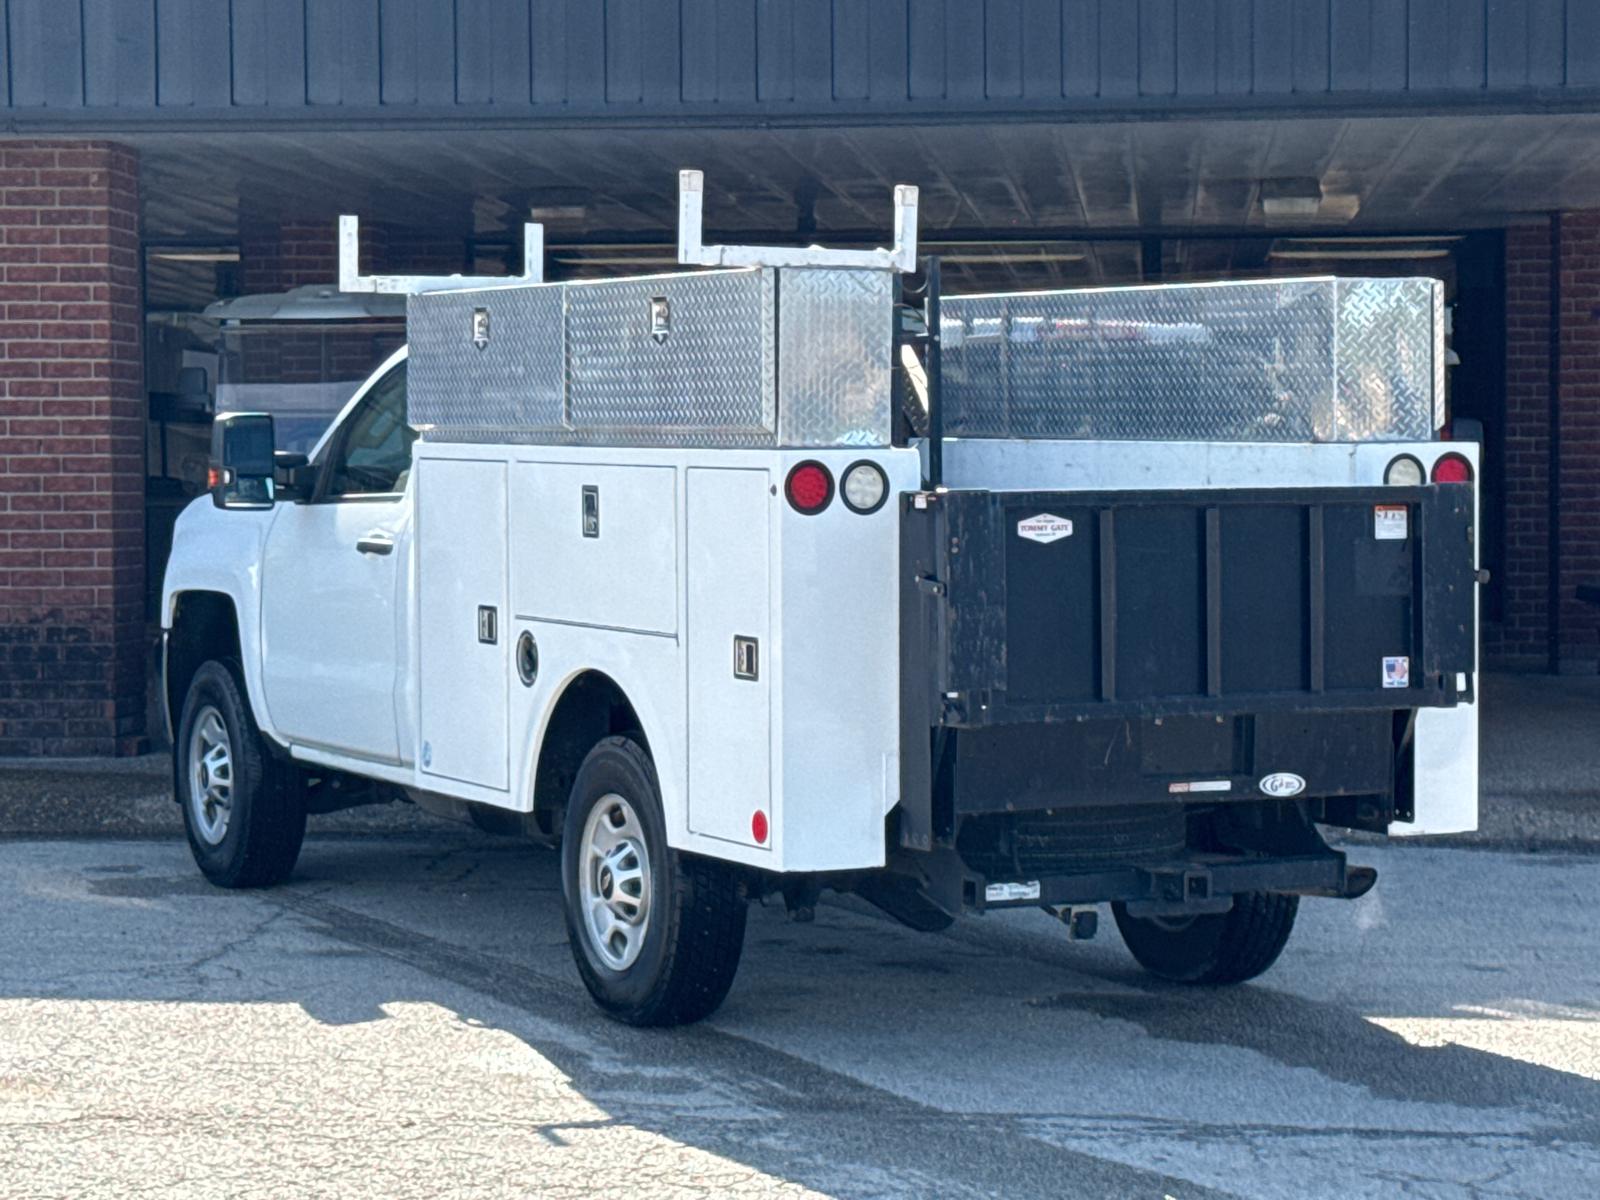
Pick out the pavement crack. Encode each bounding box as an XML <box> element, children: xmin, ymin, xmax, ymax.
<box><xmin>184</xmin><ymin>905</ymin><xmax>290</xmax><ymax>978</ymax></box>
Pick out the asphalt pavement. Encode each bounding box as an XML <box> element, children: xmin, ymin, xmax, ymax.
<box><xmin>1</xmin><ymin>676</ymin><xmax>1598</xmax><ymax>1198</ymax></box>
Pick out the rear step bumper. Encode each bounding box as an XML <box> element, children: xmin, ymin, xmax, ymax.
<box><xmin>972</xmin><ymin>851</ymin><xmax>1370</xmax><ymax>915</ymax></box>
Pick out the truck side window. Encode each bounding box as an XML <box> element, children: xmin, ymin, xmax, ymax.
<box><xmin>324</xmin><ymin>364</ymin><xmax>415</xmax><ymax>498</ymax></box>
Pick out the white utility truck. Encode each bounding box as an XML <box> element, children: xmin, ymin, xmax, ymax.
<box><xmin>163</xmin><ymin>171</ymin><xmax>1480</xmax><ymax>1026</ymax></box>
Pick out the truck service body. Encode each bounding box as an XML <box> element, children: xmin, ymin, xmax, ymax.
<box><xmin>163</xmin><ymin>172</ymin><xmax>1479</xmax><ymax>1024</ymax></box>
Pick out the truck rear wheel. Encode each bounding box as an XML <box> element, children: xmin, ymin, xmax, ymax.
<box><xmin>1112</xmin><ymin>892</ymin><xmax>1298</xmax><ymax>985</ymax></box>
<box><xmin>561</xmin><ymin>736</ymin><xmax>747</xmax><ymax>1026</ymax></box>
<box><xmin>176</xmin><ymin>660</ymin><xmax>307</xmax><ymax>889</ymax></box>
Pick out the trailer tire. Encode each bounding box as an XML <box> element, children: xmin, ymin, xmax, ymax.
<box><xmin>562</xmin><ymin>736</ymin><xmax>747</xmax><ymax>1026</ymax></box>
<box><xmin>1112</xmin><ymin>892</ymin><xmax>1298</xmax><ymax>985</ymax></box>
<box><xmin>176</xmin><ymin>660</ymin><xmax>307</xmax><ymax>889</ymax></box>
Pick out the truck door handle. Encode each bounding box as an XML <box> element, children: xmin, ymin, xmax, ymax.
<box><xmin>356</xmin><ymin>534</ymin><xmax>394</xmax><ymax>556</ymax></box>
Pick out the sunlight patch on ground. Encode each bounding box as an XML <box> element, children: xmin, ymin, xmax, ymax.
<box><xmin>1367</xmin><ymin>1010</ymin><xmax>1600</xmax><ymax>1082</ymax></box>
<box><xmin>0</xmin><ymin>998</ymin><xmax>831</xmax><ymax>1199</ymax></box>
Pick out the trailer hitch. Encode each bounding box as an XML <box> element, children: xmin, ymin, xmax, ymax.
<box><xmin>1124</xmin><ymin>867</ymin><xmax>1235</xmax><ymax>919</ymax></box>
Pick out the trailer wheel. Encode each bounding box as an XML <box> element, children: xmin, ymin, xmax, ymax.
<box><xmin>1112</xmin><ymin>892</ymin><xmax>1298</xmax><ymax>985</ymax></box>
<box><xmin>176</xmin><ymin>660</ymin><xmax>307</xmax><ymax>889</ymax></box>
<box><xmin>561</xmin><ymin>736</ymin><xmax>747</xmax><ymax>1026</ymax></box>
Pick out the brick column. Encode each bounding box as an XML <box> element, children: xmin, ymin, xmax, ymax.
<box><xmin>0</xmin><ymin>141</ymin><xmax>144</xmax><ymax>756</ymax></box>
<box><xmin>1555</xmin><ymin>212</ymin><xmax>1600</xmax><ymax>673</ymax></box>
<box><xmin>1487</xmin><ymin>221</ymin><xmax>1555</xmax><ymax>671</ymax></box>
<box><xmin>1494</xmin><ymin>211</ymin><xmax>1600</xmax><ymax>674</ymax></box>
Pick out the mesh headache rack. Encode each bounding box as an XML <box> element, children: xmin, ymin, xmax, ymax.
<box><xmin>339</xmin><ymin>171</ymin><xmax>1444</xmax><ymax>450</ymax></box>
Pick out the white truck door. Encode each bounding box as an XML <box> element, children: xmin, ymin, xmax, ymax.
<box><xmin>416</xmin><ymin>457</ymin><xmax>509</xmax><ymax>791</ymax></box>
<box><xmin>260</xmin><ymin>364</ymin><xmax>411</xmax><ymax>763</ymax></box>
<box><xmin>686</xmin><ymin>467</ymin><xmax>771</xmax><ymax>849</ymax></box>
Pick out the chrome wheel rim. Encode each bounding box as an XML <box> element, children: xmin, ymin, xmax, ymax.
<box><xmin>578</xmin><ymin>792</ymin><xmax>652</xmax><ymax>971</ymax></box>
<box><xmin>187</xmin><ymin>705</ymin><xmax>234</xmax><ymax>846</ymax></box>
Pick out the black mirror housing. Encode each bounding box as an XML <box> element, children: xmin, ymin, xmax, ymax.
<box><xmin>210</xmin><ymin>413</ymin><xmax>276</xmax><ymax>509</ymax></box>
<box><xmin>272</xmin><ymin>450</ymin><xmax>318</xmax><ymax>502</ymax></box>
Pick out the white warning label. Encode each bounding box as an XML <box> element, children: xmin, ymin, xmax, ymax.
<box><xmin>1374</xmin><ymin>505</ymin><xmax>1409</xmax><ymax>540</ymax></box>
<box><xmin>985</xmin><ymin>881</ymin><xmax>1041</xmax><ymax>903</ymax></box>
<box><xmin>1017</xmin><ymin>514</ymin><xmax>1074</xmax><ymax>544</ymax></box>
<box><xmin>1383</xmin><ymin>655</ymin><xmax>1410</xmax><ymax>688</ymax></box>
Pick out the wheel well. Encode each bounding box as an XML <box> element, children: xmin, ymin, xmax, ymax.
<box><xmin>166</xmin><ymin>592</ymin><xmax>241</xmax><ymax>736</ymax></box>
<box><xmin>532</xmin><ymin>672</ymin><xmax>647</xmax><ymax>837</ymax></box>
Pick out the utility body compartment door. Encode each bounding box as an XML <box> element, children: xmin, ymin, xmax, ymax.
<box><xmin>510</xmin><ymin>462</ymin><xmax>677</xmax><ymax>634</ymax></box>
<box><xmin>686</xmin><ymin>468</ymin><xmax>771</xmax><ymax>849</ymax></box>
<box><xmin>416</xmin><ymin>457</ymin><xmax>509</xmax><ymax>791</ymax></box>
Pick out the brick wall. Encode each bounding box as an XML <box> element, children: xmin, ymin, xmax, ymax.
<box><xmin>241</xmin><ymin>220</ymin><xmax>344</xmax><ymax>293</ymax></box>
<box><xmin>0</xmin><ymin>140</ymin><xmax>145</xmax><ymax>755</ymax></box>
<box><xmin>1492</xmin><ymin>212</ymin><xmax>1600</xmax><ymax>673</ymax></box>
<box><xmin>241</xmin><ymin>220</ymin><xmax>464</xmax><ymax>294</ymax></box>
<box><xmin>1487</xmin><ymin>220</ymin><xmax>1554</xmax><ymax>670</ymax></box>
<box><xmin>1556</xmin><ymin>211</ymin><xmax>1600</xmax><ymax>671</ymax></box>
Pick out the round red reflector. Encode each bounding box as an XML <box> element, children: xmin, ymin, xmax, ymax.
<box><xmin>785</xmin><ymin>461</ymin><xmax>834</xmax><ymax>514</ymax></box>
<box><xmin>1432</xmin><ymin>454</ymin><xmax>1473</xmax><ymax>484</ymax></box>
<box><xmin>751</xmin><ymin>811</ymin><xmax>769</xmax><ymax>844</ymax></box>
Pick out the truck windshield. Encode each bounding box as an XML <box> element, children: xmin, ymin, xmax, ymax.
<box><xmin>215</xmin><ymin>319</ymin><xmax>406</xmax><ymax>454</ymax></box>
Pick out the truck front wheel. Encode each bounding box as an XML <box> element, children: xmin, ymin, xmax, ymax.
<box><xmin>1112</xmin><ymin>892</ymin><xmax>1298</xmax><ymax>985</ymax></box>
<box><xmin>561</xmin><ymin>736</ymin><xmax>747</xmax><ymax>1026</ymax></box>
<box><xmin>176</xmin><ymin>660</ymin><xmax>307</xmax><ymax>889</ymax></box>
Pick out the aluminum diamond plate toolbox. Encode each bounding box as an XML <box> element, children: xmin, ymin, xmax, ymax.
<box><xmin>406</xmin><ymin>266</ymin><xmax>899</xmax><ymax>447</ymax></box>
<box><xmin>566</xmin><ymin>269</ymin><xmax>775</xmax><ymax>436</ymax></box>
<box><xmin>939</xmin><ymin>276</ymin><xmax>1442</xmax><ymax>443</ymax></box>
<box><xmin>777</xmin><ymin>269</ymin><xmax>894</xmax><ymax>446</ymax></box>
<box><xmin>408</xmin><ymin>285</ymin><xmax>564</xmax><ymax>434</ymax></box>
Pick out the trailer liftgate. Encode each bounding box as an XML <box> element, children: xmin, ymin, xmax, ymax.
<box><xmin>897</xmin><ymin>478</ymin><xmax>1475</xmax><ymax>910</ymax></box>
<box><xmin>907</xmin><ymin>483</ymin><xmax>1475</xmax><ymax>725</ymax></box>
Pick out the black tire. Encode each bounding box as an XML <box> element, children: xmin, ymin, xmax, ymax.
<box><xmin>561</xmin><ymin>736</ymin><xmax>747</xmax><ymax>1027</ymax></box>
<box><xmin>175</xmin><ymin>660</ymin><xmax>307</xmax><ymax>889</ymax></box>
<box><xmin>1112</xmin><ymin>892</ymin><xmax>1299</xmax><ymax>985</ymax></box>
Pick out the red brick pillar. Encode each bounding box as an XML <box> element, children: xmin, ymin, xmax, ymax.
<box><xmin>1555</xmin><ymin>212</ymin><xmax>1600</xmax><ymax>673</ymax></box>
<box><xmin>1497</xmin><ymin>211</ymin><xmax>1600</xmax><ymax>674</ymax></box>
<box><xmin>1490</xmin><ymin>221</ymin><xmax>1556</xmax><ymax>671</ymax></box>
<box><xmin>0</xmin><ymin>141</ymin><xmax>144</xmax><ymax>756</ymax></box>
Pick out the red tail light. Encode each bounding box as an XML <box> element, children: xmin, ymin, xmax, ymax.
<box><xmin>1432</xmin><ymin>453</ymin><xmax>1473</xmax><ymax>484</ymax></box>
<box><xmin>785</xmin><ymin>461</ymin><xmax>834</xmax><ymax>514</ymax></box>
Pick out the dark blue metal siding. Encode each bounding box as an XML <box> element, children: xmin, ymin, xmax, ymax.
<box><xmin>8</xmin><ymin>0</ymin><xmax>84</xmax><ymax>107</ymax></box>
<box><xmin>5</xmin><ymin>0</ymin><xmax>1600</xmax><ymax>117</ymax></box>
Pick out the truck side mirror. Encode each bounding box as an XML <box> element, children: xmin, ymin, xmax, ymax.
<box><xmin>209</xmin><ymin>412</ymin><xmax>276</xmax><ymax>509</ymax></box>
<box><xmin>273</xmin><ymin>450</ymin><xmax>318</xmax><ymax>502</ymax></box>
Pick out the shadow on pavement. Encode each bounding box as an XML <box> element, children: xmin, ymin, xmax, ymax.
<box><xmin>1032</xmin><ymin>973</ymin><xmax>1600</xmax><ymax>1115</ymax></box>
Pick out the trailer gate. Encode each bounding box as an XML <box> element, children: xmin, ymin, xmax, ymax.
<box><xmin>905</xmin><ymin>483</ymin><xmax>1475</xmax><ymax>726</ymax></box>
